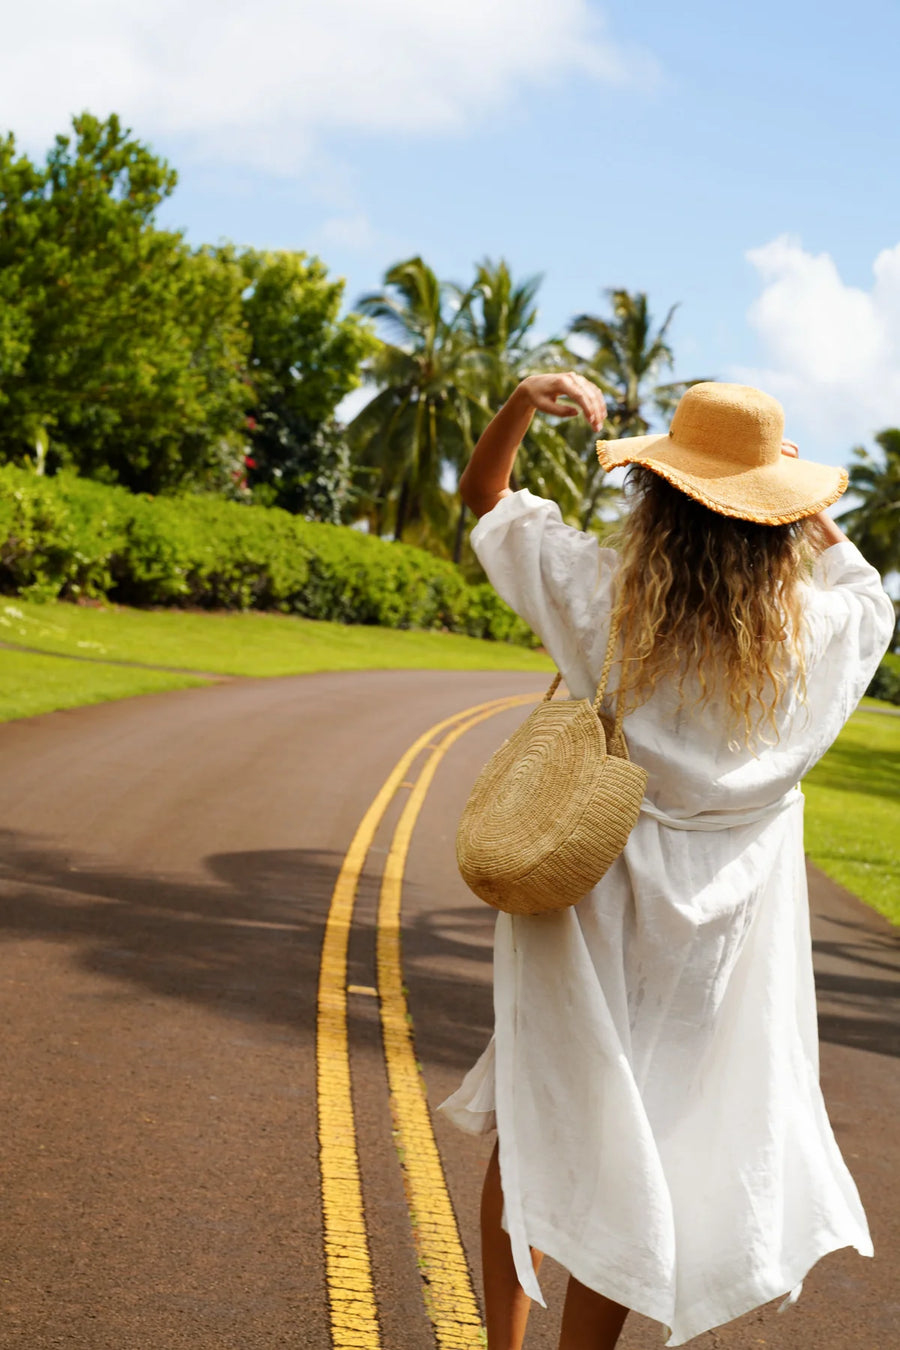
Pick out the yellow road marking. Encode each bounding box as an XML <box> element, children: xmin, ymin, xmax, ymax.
<box><xmin>377</xmin><ymin>704</ymin><xmax>530</xmax><ymax>1349</ymax></box>
<box><xmin>316</xmin><ymin>693</ymin><xmax>534</xmax><ymax>1349</ymax></box>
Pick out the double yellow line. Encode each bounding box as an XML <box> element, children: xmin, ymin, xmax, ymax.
<box><xmin>316</xmin><ymin>692</ymin><xmax>537</xmax><ymax>1348</ymax></box>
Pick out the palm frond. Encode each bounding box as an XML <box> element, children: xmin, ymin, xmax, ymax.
<box><xmin>837</xmin><ymin>430</ymin><xmax>900</xmax><ymax>576</ymax></box>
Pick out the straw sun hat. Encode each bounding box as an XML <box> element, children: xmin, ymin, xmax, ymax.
<box><xmin>596</xmin><ymin>382</ymin><xmax>847</xmax><ymax>525</ymax></box>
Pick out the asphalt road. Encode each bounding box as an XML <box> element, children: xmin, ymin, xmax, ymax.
<box><xmin>0</xmin><ymin>670</ymin><xmax>897</xmax><ymax>1350</ymax></box>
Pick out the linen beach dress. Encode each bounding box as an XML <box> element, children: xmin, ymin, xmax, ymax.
<box><xmin>439</xmin><ymin>488</ymin><xmax>895</xmax><ymax>1346</ymax></box>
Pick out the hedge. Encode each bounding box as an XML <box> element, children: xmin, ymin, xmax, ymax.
<box><xmin>867</xmin><ymin>651</ymin><xmax>900</xmax><ymax>706</ymax></box>
<box><xmin>0</xmin><ymin>465</ymin><xmax>536</xmax><ymax>645</ymax></box>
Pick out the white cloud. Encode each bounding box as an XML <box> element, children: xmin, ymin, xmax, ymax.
<box><xmin>736</xmin><ymin>235</ymin><xmax>900</xmax><ymax>455</ymax></box>
<box><xmin>1</xmin><ymin>1</ymin><xmax>652</xmax><ymax>173</ymax></box>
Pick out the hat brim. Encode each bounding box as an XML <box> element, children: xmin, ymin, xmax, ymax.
<box><xmin>596</xmin><ymin>433</ymin><xmax>848</xmax><ymax>525</ymax></box>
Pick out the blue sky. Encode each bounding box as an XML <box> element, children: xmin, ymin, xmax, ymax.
<box><xmin>5</xmin><ymin>0</ymin><xmax>900</xmax><ymax>467</ymax></box>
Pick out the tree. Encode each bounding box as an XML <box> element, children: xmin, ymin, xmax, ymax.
<box><xmin>457</xmin><ymin>258</ymin><xmax>541</xmax><ymax>408</ymax></box>
<box><xmin>838</xmin><ymin>429</ymin><xmax>900</xmax><ymax>578</ymax></box>
<box><xmin>348</xmin><ymin>257</ymin><xmax>480</xmax><ymax>544</ymax></box>
<box><xmin>0</xmin><ymin>113</ymin><xmax>251</xmax><ymax>494</ymax></box>
<box><xmin>567</xmin><ymin>289</ymin><xmax>708</xmax><ymax>530</ymax></box>
<box><xmin>240</xmin><ymin>249</ymin><xmax>376</xmax><ymax>520</ymax></box>
<box><xmin>456</xmin><ymin>259</ymin><xmax>584</xmax><ymax>553</ymax></box>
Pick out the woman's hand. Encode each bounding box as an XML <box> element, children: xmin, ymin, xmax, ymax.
<box><xmin>460</xmin><ymin>371</ymin><xmax>608</xmax><ymax>518</ymax></box>
<box><xmin>520</xmin><ymin>372</ymin><xmax>608</xmax><ymax>433</ymax></box>
<box><xmin>780</xmin><ymin>437</ymin><xmax>847</xmax><ymax>547</ymax></box>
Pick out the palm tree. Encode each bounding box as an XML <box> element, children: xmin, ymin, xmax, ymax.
<box><xmin>456</xmin><ymin>258</ymin><xmax>541</xmax><ymax>406</ymax></box>
<box><xmin>838</xmin><ymin>429</ymin><xmax>900</xmax><ymax>578</ymax></box>
<box><xmin>566</xmin><ymin>289</ymin><xmax>708</xmax><ymax>530</ymax></box>
<box><xmin>454</xmin><ymin>259</ymin><xmax>584</xmax><ymax>553</ymax></box>
<box><xmin>347</xmin><ymin>257</ymin><xmax>479</xmax><ymax>544</ymax></box>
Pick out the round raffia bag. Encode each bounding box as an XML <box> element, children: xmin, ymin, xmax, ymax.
<box><xmin>456</xmin><ymin>614</ymin><xmax>648</xmax><ymax>916</ymax></box>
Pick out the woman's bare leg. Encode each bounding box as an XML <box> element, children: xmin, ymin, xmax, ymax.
<box><xmin>481</xmin><ymin>1141</ymin><xmax>543</xmax><ymax>1350</ymax></box>
<box><xmin>558</xmin><ymin>1275</ymin><xmax>629</xmax><ymax>1350</ymax></box>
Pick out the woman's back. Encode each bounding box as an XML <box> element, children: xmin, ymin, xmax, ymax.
<box><xmin>443</xmin><ymin>374</ymin><xmax>895</xmax><ymax>1348</ymax></box>
<box><xmin>469</xmin><ymin>486</ymin><xmax>892</xmax><ymax>820</ymax></box>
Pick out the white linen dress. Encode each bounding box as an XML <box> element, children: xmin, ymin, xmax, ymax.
<box><xmin>439</xmin><ymin>488</ymin><xmax>895</xmax><ymax>1346</ymax></box>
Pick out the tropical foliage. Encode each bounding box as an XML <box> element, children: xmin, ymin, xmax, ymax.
<box><xmin>0</xmin><ymin>114</ymin><xmax>250</xmax><ymax>494</ymax></box>
<box><xmin>461</xmin><ymin>259</ymin><xmax>584</xmax><ymax>538</ymax></box>
<box><xmin>839</xmin><ymin>429</ymin><xmax>900</xmax><ymax>578</ymax></box>
<box><xmin>1</xmin><ymin>113</ymin><xmax>707</xmax><ymax>563</ymax></box>
<box><xmin>348</xmin><ymin>257</ymin><xmax>479</xmax><ymax>548</ymax></box>
<box><xmin>0</xmin><ymin>114</ymin><xmax>372</xmax><ymax>508</ymax></box>
<box><xmin>839</xmin><ymin>428</ymin><xmax>900</xmax><ymax>651</ymax></box>
<box><xmin>240</xmin><ymin>249</ymin><xmax>375</xmax><ymax>520</ymax></box>
<box><xmin>0</xmin><ymin>461</ymin><xmax>533</xmax><ymax>643</ymax></box>
<box><xmin>567</xmin><ymin>290</ymin><xmax>708</xmax><ymax>530</ymax></box>
<box><xmin>348</xmin><ymin>262</ymin><xmax>703</xmax><ymax>556</ymax></box>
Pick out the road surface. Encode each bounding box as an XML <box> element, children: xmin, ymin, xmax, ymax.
<box><xmin>0</xmin><ymin>671</ymin><xmax>896</xmax><ymax>1349</ymax></box>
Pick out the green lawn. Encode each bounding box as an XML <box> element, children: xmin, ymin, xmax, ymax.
<box><xmin>0</xmin><ymin>597</ymin><xmax>553</xmax><ymax>678</ymax></box>
<box><xmin>860</xmin><ymin>695</ymin><xmax>899</xmax><ymax>713</ymax></box>
<box><xmin>803</xmin><ymin>708</ymin><xmax>900</xmax><ymax>925</ymax></box>
<box><xmin>0</xmin><ymin>645</ymin><xmax>210</xmax><ymax>722</ymax></box>
<box><xmin>0</xmin><ymin>595</ymin><xmax>553</xmax><ymax>723</ymax></box>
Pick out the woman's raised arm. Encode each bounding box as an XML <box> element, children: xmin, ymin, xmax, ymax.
<box><xmin>459</xmin><ymin>372</ymin><xmax>607</xmax><ymax>518</ymax></box>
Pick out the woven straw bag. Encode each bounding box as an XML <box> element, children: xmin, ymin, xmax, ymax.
<box><xmin>456</xmin><ymin>615</ymin><xmax>648</xmax><ymax>916</ymax></box>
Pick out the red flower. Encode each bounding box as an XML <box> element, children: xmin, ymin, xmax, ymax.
<box><xmin>244</xmin><ymin>455</ymin><xmax>257</xmax><ymax>470</ymax></box>
<box><xmin>246</xmin><ymin>415</ymin><xmax>257</xmax><ymax>431</ymax></box>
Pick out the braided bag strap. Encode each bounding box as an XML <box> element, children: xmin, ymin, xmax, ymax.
<box><xmin>541</xmin><ymin>607</ymin><xmax>626</xmax><ymax>743</ymax></box>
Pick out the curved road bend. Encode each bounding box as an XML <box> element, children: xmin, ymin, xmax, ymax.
<box><xmin>0</xmin><ymin>670</ymin><xmax>896</xmax><ymax>1349</ymax></box>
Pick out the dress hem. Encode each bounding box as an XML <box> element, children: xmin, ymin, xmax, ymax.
<box><xmin>437</xmin><ymin>1102</ymin><xmax>497</xmax><ymax>1137</ymax></box>
<box><xmin>522</xmin><ymin>1214</ymin><xmax>873</xmax><ymax>1346</ymax></box>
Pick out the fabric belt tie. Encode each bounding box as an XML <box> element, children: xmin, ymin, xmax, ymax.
<box><xmin>638</xmin><ymin>786</ymin><xmax>803</xmax><ymax>832</ymax></box>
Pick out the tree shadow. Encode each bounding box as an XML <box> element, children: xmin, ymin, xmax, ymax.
<box><xmin>0</xmin><ymin>828</ymin><xmax>498</xmax><ymax>1074</ymax></box>
<box><xmin>806</xmin><ymin>740</ymin><xmax>900</xmax><ymax>802</ymax></box>
<box><xmin>401</xmin><ymin>896</ymin><xmax>496</xmax><ymax>1074</ymax></box>
<box><xmin>0</xmin><ymin>828</ymin><xmax>342</xmax><ymax>1038</ymax></box>
<box><xmin>2</xmin><ymin>824</ymin><xmax>895</xmax><ymax>1070</ymax></box>
<box><xmin>813</xmin><ymin>913</ymin><xmax>900</xmax><ymax>1059</ymax></box>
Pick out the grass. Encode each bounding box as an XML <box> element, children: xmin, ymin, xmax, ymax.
<box><xmin>0</xmin><ymin>645</ymin><xmax>210</xmax><ymax>723</ymax></box>
<box><xmin>0</xmin><ymin>596</ymin><xmax>553</xmax><ymax>678</ymax></box>
<box><xmin>860</xmin><ymin>695</ymin><xmax>899</xmax><ymax>713</ymax></box>
<box><xmin>0</xmin><ymin>595</ymin><xmax>552</xmax><ymax>723</ymax></box>
<box><xmin>803</xmin><ymin>708</ymin><xmax>900</xmax><ymax>925</ymax></box>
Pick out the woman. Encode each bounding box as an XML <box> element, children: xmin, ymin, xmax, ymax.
<box><xmin>439</xmin><ymin>374</ymin><xmax>894</xmax><ymax>1348</ymax></box>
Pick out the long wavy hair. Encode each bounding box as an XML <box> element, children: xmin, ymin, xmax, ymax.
<box><xmin>609</xmin><ymin>467</ymin><xmax>819</xmax><ymax>747</ymax></box>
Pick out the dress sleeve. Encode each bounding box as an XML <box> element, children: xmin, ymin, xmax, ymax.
<box><xmin>469</xmin><ymin>488</ymin><xmax>618</xmax><ymax>697</ymax></box>
<box><xmin>803</xmin><ymin>540</ymin><xmax>895</xmax><ymax>724</ymax></box>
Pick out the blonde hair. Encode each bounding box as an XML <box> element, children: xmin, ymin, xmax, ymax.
<box><xmin>609</xmin><ymin>467</ymin><xmax>817</xmax><ymax>747</ymax></box>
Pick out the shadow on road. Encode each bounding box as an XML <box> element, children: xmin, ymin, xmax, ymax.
<box><xmin>0</xmin><ymin>827</ymin><xmax>340</xmax><ymax>1041</ymax></box>
<box><xmin>401</xmin><ymin>893</ymin><xmax>495</xmax><ymax>1074</ymax></box>
<box><xmin>812</xmin><ymin>913</ymin><xmax>900</xmax><ymax>1059</ymax></box>
<box><xmin>0</xmin><ymin>826</ymin><xmax>896</xmax><ymax>1065</ymax></box>
<box><xmin>0</xmin><ymin>828</ymin><xmax>497</xmax><ymax>1073</ymax></box>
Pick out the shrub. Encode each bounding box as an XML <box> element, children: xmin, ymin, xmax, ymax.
<box><xmin>867</xmin><ymin>652</ymin><xmax>900</xmax><ymax>706</ymax></box>
<box><xmin>0</xmin><ymin>470</ymin><xmax>128</xmax><ymax>601</ymax></box>
<box><xmin>0</xmin><ymin>464</ymin><xmax>537</xmax><ymax>645</ymax></box>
